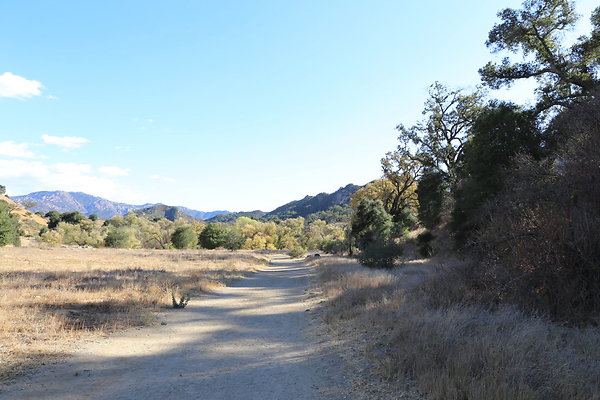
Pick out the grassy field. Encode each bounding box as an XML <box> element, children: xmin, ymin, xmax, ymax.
<box><xmin>0</xmin><ymin>246</ymin><xmax>270</xmax><ymax>382</ymax></box>
<box><xmin>312</xmin><ymin>256</ymin><xmax>600</xmax><ymax>400</ymax></box>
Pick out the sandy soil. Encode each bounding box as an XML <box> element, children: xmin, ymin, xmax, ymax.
<box><xmin>1</xmin><ymin>256</ymin><xmax>348</xmax><ymax>400</ymax></box>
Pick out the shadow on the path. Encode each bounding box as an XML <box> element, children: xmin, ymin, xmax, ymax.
<box><xmin>2</xmin><ymin>258</ymin><xmax>332</xmax><ymax>400</ymax></box>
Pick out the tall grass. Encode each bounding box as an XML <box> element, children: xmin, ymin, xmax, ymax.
<box><xmin>313</xmin><ymin>256</ymin><xmax>600</xmax><ymax>400</ymax></box>
<box><xmin>0</xmin><ymin>247</ymin><xmax>268</xmax><ymax>382</ymax></box>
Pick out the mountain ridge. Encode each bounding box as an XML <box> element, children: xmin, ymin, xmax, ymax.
<box><xmin>13</xmin><ymin>183</ymin><xmax>363</xmax><ymax>223</ymax></box>
<box><xmin>12</xmin><ymin>191</ymin><xmax>230</xmax><ymax>220</ymax></box>
<box><xmin>133</xmin><ymin>204</ymin><xmax>198</xmax><ymax>222</ymax></box>
<box><xmin>206</xmin><ymin>184</ymin><xmax>361</xmax><ymax>223</ymax></box>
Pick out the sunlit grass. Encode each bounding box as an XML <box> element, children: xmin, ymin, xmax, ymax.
<box><xmin>0</xmin><ymin>247</ymin><xmax>269</xmax><ymax>382</ymax></box>
<box><xmin>313</xmin><ymin>256</ymin><xmax>600</xmax><ymax>400</ymax></box>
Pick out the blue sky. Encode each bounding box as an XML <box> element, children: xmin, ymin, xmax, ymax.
<box><xmin>0</xmin><ymin>1</ymin><xmax>596</xmax><ymax>211</ymax></box>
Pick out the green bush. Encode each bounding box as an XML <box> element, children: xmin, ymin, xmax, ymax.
<box><xmin>45</xmin><ymin>210</ymin><xmax>61</xmax><ymax>229</ymax></box>
<box><xmin>287</xmin><ymin>246</ymin><xmax>306</xmax><ymax>258</ymax></box>
<box><xmin>60</xmin><ymin>211</ymin><xmax>86</xmax><ymax>225</ymax></box>
<box><xmin>350</xmin><ymin>198</ymin><xmax>392</xmax><ymax>250</ymax></box>
<box><xmin>198</xmin><ymin>223</ymin><xmax>228</xmax><ymax>249</ymax></box>
<box><xmin>322</xmin><ymin>239</ymin><xmax>348</xmax><ymax>255</ymax></box>
<box><xmin>104</xmin><ymin>228</ymin><xmax>139</xmax><ymax>248</ymax></box>
<box><xmin>357</xmin><ymin>241</ymin><xmax>402</xmax><ymax>269</ymax></box>
<box><xmin>171</xmin><ymin>225</ymin><xmax>198</xmax><ymax>249</ymax></box>
<box><xmin>0</xmin><ymin>200</ymin><xmax>20</xmax><ymax>247</ymax></box>
<box><xmin>223</xmin><ymin>227</ymin><xmax>245</xmax><ymax>251</ymax></box>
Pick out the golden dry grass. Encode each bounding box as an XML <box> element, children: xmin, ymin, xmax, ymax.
<box><xmin>0</xmin><ymin>247</ymin><xmax>269</xmax><ymax>382</ymax></box>
<box><xmin>0</xmin><ymin>195</ymin><xmax>47</xmax><ymax>227</ymax></box>
<box><xmin>312</xmin><ymin>255</ymin><xmax>600</xmax><ymax>400</ymax></box>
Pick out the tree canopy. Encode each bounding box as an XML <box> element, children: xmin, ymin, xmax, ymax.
<box><xmin>396</xmin><ymin>82</ymin><xmax>485</xmax><ymax>186</ymax></box>
<box><xmin>480</xmin><ymin>0</ymin><xmax>600</xmax><ymax>111</ymax></box>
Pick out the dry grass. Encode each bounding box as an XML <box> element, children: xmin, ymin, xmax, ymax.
<box><xmin>0</xmin><ymin>247</ymin><xmax>269</xmax><ymax>382</ymax></box>
<box><xmin>0</xmin><ymin>195</ymin><xmax>47</xmax><ymax>227</ymax></box>
<box><xmin>313</xmin><ymin>256</ymin><xmax>600</xmax><ymax>400</ymax></box>
<box><xmin>0</xmin><ymin>194</ymin><xmax>46</xmax><ymax>237</ymax></box>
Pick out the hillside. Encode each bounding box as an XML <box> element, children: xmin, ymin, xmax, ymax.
<box><xmin>176</xmin><ymin>206</ymin><xmax>231</xmax><ymax>221</ymax></box>
<box><xmin>0</xmin><ymin>194</ymin><xmax>47</xmax><ymax>236</ymax></box>
<box><xmin>133</xmin><ymin>204</ymin><xmax>197</xmax><ymax>222</ymax></box>
<box><xmin>13</xmin><ymin>184</ymin><xmax>361</xmax><ymax>225</ymax></box>
<box><xmin>264</xmin><ymin>184</ymin><xmax>361</xmax><ymax>220</ymax></box>
<box><xmin>206</xmin><ymin>210</ymin><xmax>267</xmax><ymax>223</ymax></box>
<box><xmin>205</xmin><ymin>184</ymin><xmax>361</xmax><ymax>224</ymax></box>
<box><xmin>12</xmin><ymin>191</ymin><xmax>153</xmax><ymax>219</ymax></box>
<box><xmin>12</xmin><ymin>191</ymin><xmax>230</xmax><ymax>220</ymax></box>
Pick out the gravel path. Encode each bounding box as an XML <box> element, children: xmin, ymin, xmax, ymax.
<box><xmin>3</xmin><ymin>256</ymin><xmax>346</xmax><ymax>400</ymax></box>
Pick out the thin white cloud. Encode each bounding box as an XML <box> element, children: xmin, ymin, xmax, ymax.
<box><xmin>115</xmin><ymin>145</ymin><xmax>131</xmax><ymax>151</ymax></box>
<box><xmin>0</xmin><ymin>72</ymin><xmax>43</xmax><ymax>99</ymax></box>
<box><xmin>41</xmin><ymin>134</ymin><xmax>88</xmax><ymax>150</ymax></box>
<box><xmin>99</xmin><ymin>165</ymin><xmax>131</xmax><ymax>176</ymax></box>
<box><xmin>150</xmin><ymin>174</ymin><xmax>176</xmax><ymax>183</ymax></box>
<box><xmin>0</xmin><ymin>159</ymin><xmax>140</xmax><ymax>203</ymax></box>
<box><xmin>0</xmin><ymin>141</ymin><xmax>36</xmax><ymax>158</ymax></box>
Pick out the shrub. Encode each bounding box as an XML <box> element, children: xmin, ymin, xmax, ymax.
<box><xmin>472</xmin><ymin>99</ymin><xmax>600</xmax><ymax>323</ymax></box>
<box><xmin>40</xmin><ymin>228</ymin><xmax>62</xmax><ymax>246</ymax></box>
<box><xmin>45</xmin><ymin>210</ymin><xmax>61</xmax><ymax>229</ymax></box>
<box><xmin>357</xmin><ymin>241</ymin><xmax>402</xmax><ymax>269</ymax></box>
<box><xmin>0</xmin><ymin>200</ymin><xmax>20</xmax><ymax>246</ymax></box>
<box><xmin>104</xmin><ymin>228</ymin><xmax>139</xmax><ymax>248</ymax></box>
<box><xmin>60</xmin><ymin>211</ymin><xmax>86</xmax><ymax>225</ymax></box>
<box><xmin>56</xmin><ymin>221</ymin><xmax>105</xmax><ymax>247</ymax></box>
<box><xmin>322</xmin><ymin>239</ymin><xmax>348</xmax><ymax>255</ymax></box>
<box><xmin>198</xmin><ymin>223</ymin><xmax>229</xmax><ymax>249</ymax></box>
<box><xmin>170</xmin><ymin>225</ymin><xmax>198</xmax><ymax>249</ymax></box>
<box><xmin>416</xmin><ymin>231</ymin><xmax>435</xmax><ymax>257</ymax></box>
<box><xmin>223</xmin><ymin>227</ymin><xmax>245</xmax><ymax>251</ymax></box>
<box><xmin>287</xmin><ymin>246</ymin><xmax>306</xmax><ymax>258</ymax></box>
<box><xmin>350</xmin><ymin>198</ymin><xmax>393</xmax><ymax>250</ymax></box>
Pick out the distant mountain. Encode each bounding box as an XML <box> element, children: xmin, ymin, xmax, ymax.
<box><xmin>12</xmin><ymin>184</ymin><xmax>361</xmax><ymax>224</ymax></box>
<box><xmin>205</xmin><ymin>184</ymin><xmax>361</xmax><ymax>224</ymax></box>
<box><xmin>12</xmin><ymin>191</ymin><xmax>230</xmax><ymax>220</ymax></box>
<box><xmin>133</xmin><ymin>204</ymin><xmax>197</xmax><ymax>222</ymax></box>
<box><xmin>12</xmin><ymin>191</ymin><xmax>153</xmax><ymax>219</ymax></box>
<box><xmin>206</xmin><ymin>210</ymin><xmax>267</xmax><ymax>223</ymax></box>
<box><xmin>264</xmin><ymin>184</ymin><xmax>361</xmax><ymax>220</ymax></box>
<box><xmin>177</xmin><ymin>206</ymin><xmax>231</xmax><ymax>221</ymax></box>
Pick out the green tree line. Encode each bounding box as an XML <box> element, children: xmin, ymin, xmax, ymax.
<box><xmin>347</xmin><ymin>0</ymin><xmax>600</xmax><ymax>322</ymax></box>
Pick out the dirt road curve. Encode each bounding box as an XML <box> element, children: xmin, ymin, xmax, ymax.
<box><xmin>3</xmin><ymin>256</ymin><xmax>346</xmax><ymax>400</ymax></box>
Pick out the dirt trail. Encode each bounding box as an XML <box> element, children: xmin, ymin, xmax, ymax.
<box><xmin>3</xmin><ymin>256</ymin><xmax>346</xmax><ymax>400</ymax></box>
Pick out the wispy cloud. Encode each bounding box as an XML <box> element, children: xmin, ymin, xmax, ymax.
<box><xmin>115</xmin><ymin>145</ymin><xmax>131</xmax><ymax>151</ymax></box>
<box><xmin>0</xmin><ymin>72</ymin><xmax>43</xmax><ymax>99</ymax></box>
<box><xmin>41</xmin><ymin>134</ymin><xmax>88</xmax><ymax>150</ymax></box>
<box><xmin>0</xmin><ymin>141</ymin><xmax>36</xmax><ymax>158</ymax></box>
<box><xmin>99</xmin><ymin>165</ymin><xmax>131</xmax><ymax>176</ymax></box>
<box><xmin>150</xmin><ymin>174</ymin><xmax>176</xmax><ymax>183</ymax></box>
<box><xmin>0</xmin><ymin>159</ymin><xmax>140</xmax><ymax>202</ymax></box>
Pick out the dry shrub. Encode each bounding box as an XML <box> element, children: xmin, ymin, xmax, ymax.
<box><xmin>0</xmin><ymin>247</ymin><xmax>268</xmax><ymax>382</ymax></box>
<box><xmin>314</xmin><ymin>256</ymin><xmax>600</xmax><ymax>400</ymax></box>
<box><xmin>473</xmin><ymin>118</ymin><xmax>600</xmax><ymax>323</ymax></box>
